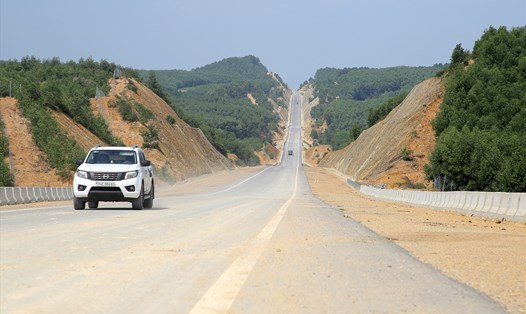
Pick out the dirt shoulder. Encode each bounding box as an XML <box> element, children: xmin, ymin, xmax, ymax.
<box><xmin>305</xmin><ymin>166</ymin><xmax>526</xmax><ymax>314</ymax></box>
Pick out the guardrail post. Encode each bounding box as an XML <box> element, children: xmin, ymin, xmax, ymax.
<box><xmin>11</xmin><ymin>187</ymin><xmax>18</xmax><ymax>204</ymax></box>
<box><xmin>0</xmin><ymin>188</ymin><xmax>7</xmax><ymax>205</ymax></box>
<box><xmin>515</xmin><ymin>195</ymin><xmax>526</xmax><ymax>221</ymax></box>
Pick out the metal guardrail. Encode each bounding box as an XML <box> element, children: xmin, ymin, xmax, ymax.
<box><xmin>346</xmin><ymin>179</ymin><xmax>526</xmax><ymax>223</ymax></box>
<box><xmin>0</xmin><ymin>187</ymin><xmax>73</xmax><ymax>206</ymax></box>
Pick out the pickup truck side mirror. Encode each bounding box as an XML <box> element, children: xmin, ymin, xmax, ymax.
<box><xmin>140</xmin><ymin>160</ymin><xmax>151</xmax><ymax>167</ymax></box>
<box><xmin>75</xmin><ymin>160</ymin><xmax>84</xmax><ymax>166</ymax></box>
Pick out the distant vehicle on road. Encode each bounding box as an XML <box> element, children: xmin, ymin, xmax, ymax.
<box><xmin>73</xmin><ymin>145</ymin><xmax>154</xmax><ymax>210</ymax></box>
<box><xmin>288</xmin><ymin>150</ymin><xmax>293</xmax><ymax>156</ymax></box>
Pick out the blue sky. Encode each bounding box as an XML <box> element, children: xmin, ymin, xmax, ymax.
<box><xmin>1</xmin><ymin>0</ymin><xmax>525</xmax><ymax>88</ymax></box>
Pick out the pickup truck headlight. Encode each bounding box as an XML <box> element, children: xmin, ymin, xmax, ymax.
<box><xmin>76</xmin><ymin>170</ymin><xmax>88</xmax><ymax>179</ymax></box>
<box><xmin>124</xmin><ymin>170</ymin><xmax>138</xmax><ymax>180</ymax></box>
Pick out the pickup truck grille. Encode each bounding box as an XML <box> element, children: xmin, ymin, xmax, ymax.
<box><xmin>90</xmin><ymin>172</ymin><xmax>124</xmax><ymax>181</ymax></box>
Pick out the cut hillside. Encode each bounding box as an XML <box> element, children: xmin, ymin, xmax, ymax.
<box><xmin>0</xmin><ymin>78</ymin><xmax>233</xmax><ymax>186</ymax></box>
<box><xmin>144</xmin><ymin>56</ymin><xmax>291</xmax><ymax>166</ymax></box>
<box><xmin>320</xmin><ymin>77</ymin><xmax>444</xmax><ymax>189</ymax></box>
<box><xmin>300</xmin><ymin>83</ymin><xmax>320</xmax><ymax>146</ymax></box>
<box><xmin>307</xmin><ymin>65</ymin><xmax>445</xmax><ymax>150</ymax></box>
<box><xmin>300</xmin><ymin>84</ymin><xmax>331</xmax><ymax>166</ymax></box>
<box><xmin>0</xmin><ymin>98</ymin><xmax>67</xmax><ymax>186</ymax></box>
<box><xmin>90</xmin><ymin>78</ymin><xmax>234</xmax><ymax>181</ymax></box>
<box><xmin>52</xmin><ymin>111</ymin><xmax>106</xmax><ymax>151</ymax></box>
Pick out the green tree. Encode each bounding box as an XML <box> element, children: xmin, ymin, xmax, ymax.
<box><xmin>147</xmin><ymin>71</ymin><xmax>171</xmax><ymax>104</ymax></box>
<box><xmin>450</xmin><ymin>43</ymin><xmax>470</xmax><ymax>65</ymax></box>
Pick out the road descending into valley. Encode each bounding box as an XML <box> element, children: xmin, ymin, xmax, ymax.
<box><xmin>0</xmin><ymin>92</ymin><xmax>506</xmax><ymax>313</ymax></box>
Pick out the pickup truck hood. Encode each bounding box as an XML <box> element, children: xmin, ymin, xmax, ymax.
<box><xmin>78</xmin><ymin>164</ymin><xmax>138</xmax><ymax>172</ymax></box>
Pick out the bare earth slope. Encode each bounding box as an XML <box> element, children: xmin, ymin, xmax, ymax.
<box><xmin>299</xmin><ymin>83</ymin><xmax>319</xmax><ymax>146</ymax></box>
<box><xmin>93</xmin><ymin>78</ymin><xmax>234</xmax><ymax>181</ymax></box>
<box><xmin>52</xmin><ymin>111</ymin><xmax>106</xmax><ymax>151</ymax></box>
<box><xmin>0</xmin><ymin>98</ymin><xmax>66</xmax><ymax>186</ymax></box>
<box><xmin>320</xmin><ymin>77</ymin><xmax>444</xmax><ymax>188</ymax></box>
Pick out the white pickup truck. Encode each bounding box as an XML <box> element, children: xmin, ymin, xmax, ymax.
<box><xmin>73</xmin><ymin>145</ymin><xmax>154</xmax><ymax>210</ymax></box>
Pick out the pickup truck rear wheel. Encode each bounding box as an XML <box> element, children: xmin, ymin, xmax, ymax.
<box><xmin>88</xmin><ymin>201</ymin><xmax>99</xmax><ymax>209</ymax></box>
<box><xmin>132</xmin><ymin>185</ymin><xmax>144</xmax><ymax>210</ymax></box>
<box><xmin>143</xmin><ymin>182</ymin><xmax>154</xmax><ymax>209</ymax></box>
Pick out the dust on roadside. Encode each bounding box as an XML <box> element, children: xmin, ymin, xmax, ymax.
<box><xmin>305</xmin><ymin>166</ymin><xmax>526</xmax><ymax>314</ymax></box>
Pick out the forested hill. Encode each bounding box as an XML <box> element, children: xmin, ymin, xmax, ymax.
<box><xmin>425</xmin><ymin>26</ymin><xmax>526</xmax><ymax>192</ymax></box>
<box><xmin>140</xmin><ymin>55</ymin><xmax>290</xmax><ymax>166</ymax></box>
<box><xmin>0</xmin><ymin>57</ymin><xmax>234</xmax><ymax>186</ymax></box>
<box><xmin>307</xmin><ymin>65</ymin><xmax>445</xmax><ymax>149</ymax></box>
<box><xmin>143</xmin><ymin>55</ymin><xmax>287</xmax><ymax>94</ymax></box>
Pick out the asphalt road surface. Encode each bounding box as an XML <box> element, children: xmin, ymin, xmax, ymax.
<box><xmin>0</xmin><ymin>92</ymin><xmax>506</xmax><ymax>313</ymax></box>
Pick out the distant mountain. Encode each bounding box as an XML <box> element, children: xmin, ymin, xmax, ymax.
<box><xmin>140</xmin><ymin>56</ymin><xmax>291</xmax><ymax>166</ymax></box>
<box><xmin>143</xmin><ymin>55</ymin><xmax>287</xmax><ymax>93</ymax></box>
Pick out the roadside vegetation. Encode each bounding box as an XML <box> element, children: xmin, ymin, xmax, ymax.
<box><xmin>0</xmin><ymin>57</ymin><xmax>138</xmax><ymax>177</ymax></box>
<box><xmin>0</xmin><ymin>115</ymin><xmax>14</xmax><ymax>186</ymax></box>
<box><xmin>141</xmin><ymin>55</ymin><xmax>287</xmax><ymax>166</ymax></box>
<box><xmin>307</xmin><ymin>65</ymin><xmax>445</xmax><ymax>149</ymax></box>
<box><xmin>426</xmin><ymin>26</ymin><xmax>526</xmax><ymax>192</ymax></box>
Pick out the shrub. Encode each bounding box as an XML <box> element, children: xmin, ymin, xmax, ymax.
<box><xmin>0</xmin><ymin>162</ymin><xmax>13</xmax><ymax>186</ymax></box>
<box><xmin>135</xmin><ymin>103</ymin><xmax>155</xmax><ymax>123</ymax></box>
<box><xmin>141</xmin><ymin>124</ymin><xmax>159</xmax><ymax>149</ymax></box>
<box><xmin>165</xmin><ymin>115</ymin><xmax>176</xmax><ymax>125</ymax></box>
<box><xmin>400</xmin><ymin>147</ymin><xmax>414</xmax><ymax>161</ymax></box>
<box><xmin>127</xmin><ymin>80</ymin><xmax>138</xmax><ymax>93</ymax></box>
<box><xmin>116</xmin><ymin>98</ymin><xmax>138</xmax><ymax>122</ymax></box>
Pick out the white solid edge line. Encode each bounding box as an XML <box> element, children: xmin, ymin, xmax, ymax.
<box><xmin>189</xmin><ymin>166</ymin><xmax>299</xmax><ymax>314</ymax></box>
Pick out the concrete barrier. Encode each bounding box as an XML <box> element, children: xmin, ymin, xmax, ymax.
<box><xmin>354</xmin><ymin>182</ymin><xmax>526</xmax><ymax>223</ymax></box>
<box><xmin>516</xmin><ymin>195</ymin><xmax>526</xmax><ymax>218</ymax></box>
<box><xmin>0</xmin><ymin>187</ymin><xmax>73</xmax><ymax>206</ymax></box>
<box><xmin>346</xmin><ymin>178</ymin><xmax>361</xmax><ymax>191</ymax></box>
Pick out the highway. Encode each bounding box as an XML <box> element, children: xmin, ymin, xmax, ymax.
<box><xmin>0</xmin><ymin>92</ymin><xmax>505</xmax><ymax>313</ymax></box>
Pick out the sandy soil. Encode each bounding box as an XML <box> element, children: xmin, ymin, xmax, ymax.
<box><xmin>305</xmin><ymin>166</ymin><xmax>526</xmax><ymax>314</ymax></box>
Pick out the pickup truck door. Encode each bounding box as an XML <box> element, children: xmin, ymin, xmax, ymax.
<box><xmin>139</xmin><ymin>152</ymin><xmax>153</xmax><ymax>193</ymax></box>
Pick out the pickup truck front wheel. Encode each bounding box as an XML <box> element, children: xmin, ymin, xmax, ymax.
<box><xmin>74</xmin><ymin>197</ymin><xmax>85</xmax><ymax>210</ymax></box>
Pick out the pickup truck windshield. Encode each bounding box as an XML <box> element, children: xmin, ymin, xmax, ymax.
<box><xmin>86</xmin><ymin>150</ymin><xmax>137</xmax><ymax>164</ymax></box>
